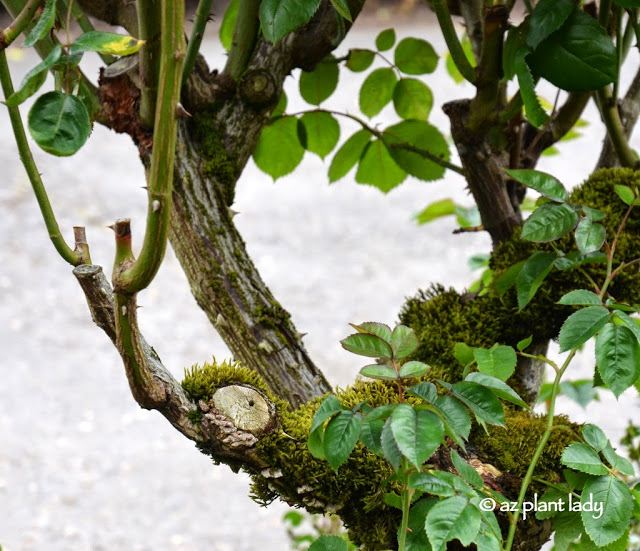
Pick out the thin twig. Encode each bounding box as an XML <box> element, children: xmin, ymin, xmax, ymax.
<box><xmin>182</xmin><ymin>0</ymin><xmax>213</xmax><ymax>84</ymax></box>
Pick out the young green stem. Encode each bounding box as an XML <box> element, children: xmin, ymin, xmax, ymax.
<box><xmin>0</xmin><ymin>49</ymin><xmax>84</xmax><ymax>266</ymax></box>
<box><xmin>595</xmin><ymin>86</ymin><xmax>640</xmax><ymax>168</ymax></box>
<box><xmin>224</xmin><ymin>0</ymin><xmax>260</xmax><ymax>80</ymax></box>
<box><xmin>182</xmin><ymin>0</ymin><xmax>213</xmax><ymax>84</ymax></box>
<box><xmin>504</xmin><ymin>348</ymin><xmax>577</xmax><ymax>551</ymax></box>
<box><xmin>0</xmin><ymin>0</ymin><xmax>40</xmax><ymax>49</ymax></box>
<box><xmin>431</xmin><ymin>0</ymin><xmax>476</xmax><ymax>84</ymax></box>
<box><xmin>397</xmin><ymin>458</ymin><xmax>413</xmax><ymax>551</ymax></box>
<box><xmin>137</xmin><ymin>0</ymin><xmax>163</xmax><ymax>128</ymax></box>
<box><xmin>115</xmin><ymin>0</ymin><xmax>185</xmax><ymax>293</ymax></box>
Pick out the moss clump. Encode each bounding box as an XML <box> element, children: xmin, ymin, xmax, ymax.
<box><xmin>472</xmin><ymin>411</ymin><xmax>579</xmax><ymax>488</ymax></box>
<box><xmin>400</xmin><ymin>168</ymin><xmax>640</xmax><ymax>392</ymax></box>
<box><xmin>253</xmin><ymin>302</ymin><xmax>294</xmax><ymax>342</ymax></box>
<box><xmin>191</xmin><ymin>107</ymin><xmax>237</xmax><ymax>204</ymax></box>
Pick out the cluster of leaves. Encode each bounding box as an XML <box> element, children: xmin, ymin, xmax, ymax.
<box><xmin>308</xmin><ymin>323</ymin><xmax>531</xmax><ymax>550</ymax></box>
<box><xmin>252</xmin><ymin>28</ymin><xmax>450</xmax><ymax>193</ymax></box>
<box><xmin>503</xmin><ymin>0</ymin><xmax>618</xmax><ymax>127</ymax></box>
<box><xmin>496</xmin><ymin>169</ymin><xmax>640</xmax><ymax>400</ymax></box>
<box><xmin>536</xmin><ymin>423</ymin><xmax>637</xmax><ymax>550</ymax></box>
<box><xmin>3</xmin><ymin>0</ymin><xmax>143</xmax><ymax>156</ymax></box>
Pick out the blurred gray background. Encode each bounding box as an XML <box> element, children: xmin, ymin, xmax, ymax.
<box><xmin>1</xmin><ymin>8</ymin><xmax>640</xmax><ymax>550</ymax></box>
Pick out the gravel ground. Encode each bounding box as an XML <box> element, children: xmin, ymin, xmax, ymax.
<box><xmin>1</xmin><ymin>14</ymin><xmax>640</xmax><ymax>551</ymax></box>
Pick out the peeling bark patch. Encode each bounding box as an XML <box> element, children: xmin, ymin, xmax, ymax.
<box><xmin>98</xmin><ymin>71</ymin><xmax>153</xmax><ymax>155</ymax></box>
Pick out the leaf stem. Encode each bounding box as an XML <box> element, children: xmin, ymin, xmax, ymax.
<box><xmin>0</xmin><ymin>48</ymin><xmax>86</xmax><ymax>266</ymax></box>
<box><xmin>224</xmin><ymin>0</ymin><xmax>260</xmax><ymax>80</ymax></box>
<box><xmin>432</xmin><ymin>0</ymin><xmax>476</xmax><ymax>84</ymax></box>
<box><xmin>182</xmin><ymin>0</ymin><xmax>213</xmax><ymax>85</ymax></box>
<box><xmin>0</xmin><ymin>0</ymin><xmax>41</xmax><ymax>49</ymax></box>
<box><xmin>115</xmin><ymin>0</ymin><xmax>185</xmax><ymax>293</ymax></box>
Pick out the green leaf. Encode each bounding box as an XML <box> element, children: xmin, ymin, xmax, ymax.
<box><xmin>602</xmin><ymin>442</ymin><xmax>635</xmax><ymax>475</ymax></box>
<box><xmin>473</xmin><ymin>345</ymin><xmax>517</xmax><ymax>381</ymax></box>
<box><xmin>561</xmin><ymin>443</ymin><xmax>608</xmax><ymax>475</ymax></box>
<box><xmin>557</xmin><ymin>290</ymin><xmax>602</xmax><ymax>306</ymax></box>
<box><xmin>346</xmin><ymin>49</ymin><xmax>374</xmax><ymax>72</ymax></box>
<box><xmin>503</xmin><ymin>169</ymin><xmax>567</xmax><ymax>202</ymax></box>
<box><xmin>581</xmin><ymin>475</ymin><xmax>633</xmax><ymax>547</ymax></box>
<box><xmin>493</xmin><ymin>260</ymin><xmax>525</xmax><ymax>296</ymax></box>
<box><xmin>414</xmin><ymin>198</ymin><xmax>456</xmax><ymax>224</ymax></box>
<box><xmin>521</xmin><ymin>202</ymin><xmax>578</xmax><ymax>242</ymax></box>
<box><xmin>390</xmin><ymin>404</ymin><xmax>444</xmax><ymax>469</ymax></box>
<box><xmin>552</xmin><ymin>511</ymin><xmax>585</xmax><ymax>551</ymax></box>
<box><xmin>613</xmin><ymin>0</ymin><xmax>640</xmax><ymax>7</ymax></box>
<box><xmin>4</xmin><ymin>45</ymin><xmax>62</xmax><ymax>107</ymax></box>
<box><xmin>465</xmin><ymin>373</ymin><xmax>529</xmax><ymax>409</ymax></box>
<box><xmin>299</xmin><ymin>112</ymin><xmax>339</xmax><ymax>159</ymax></box>
<box><xmin>375</xmin><ymin>28</ymin><xmax>396</xmax><ymax>51</ymax></box>
<box><xmin>527</xmin><ymin>10</ymin><xmax>617</xmax><ymax>92</ymax></box>
<box><xmin>355</xmin><ymin>139</ymin><xmax>407</xmax><ymax>193</ymax></box>
<box><xmin>253</xmin><ymin>117</ymin><xmax>305</xmax><ymax>180</ymax></box>
<box><xmin>399</xmin><ymin>361</ymin><xmax>431</xmax><ymax>379</ymax></box>
<box><xmin>450</xmin><ymin>449</ymin><xmax>483</xmax><ymax>488</ymax></box>
<box><xmin>259</xmin><ymin>0</ymin><xmax>321</xmax><ymax>43</ymax></box>
<box><xmin>360</xmin><ymin>419</ymin><xmax>383</xmax><ymax>457</ymax></box>
<box><xmin>28</xmin><ymin>91</ymin><xmax>91</xmax><ymax>156</ymax></box>
<box><xmin>383</xmin><ymin>120</ymin><xmax>449</xmax><ymax>182</ymax></box>
<box><xmin>329</xmin><ymin>0</ymin><xmax>351</xmax><ymax>21</ymax></box>
<box><xmin>612</xmin><ymin>310</ymin><xmax>640</xmax><ymax>342</ymax></box>
<box><xmin>559</xmin><ymin>380</ymin><xmax>598</xmax><ymax>408</ymax></box>
<box><xmin>454</xmin><ymin>342</ymin><xmax>475</xmax><ymax>366</ymax></box>
<box><xmin>219</xmin><ymin>0</ymin><xmax>238</xmax><ymax>50</ymax></box>
<box><xmin>596</xmin><ymin>323</ymin><xmax>640</xmax><ymax>398</ymax></box>
<box><xmin>380</xmin><ymin>417</ymin><xmax>403</xmax><ymax>470</ymax></box>
<box><xmin>581</xmin><ymin>205</ymin><xmax>606</xmax><ymax>222</ymax></box>
<box><xmin>516</xmin><ymin>251</ymin><xmax>556</xmax><ymax>309</ymax></box>
<box><xmin>392</xmin><ymin>78</ymin><xmax>433</xmax><ymax>120</ymax></box>
<box><xmin>558</xmin><ymin>306</ymin><xmax>610</xmax><ymax>352</ymax></box>
<box><xmin>323</xmin><ymin>410</ymin><xmax>362</xmax><ymax>471</ymax></box>
<box><xmin>431</xmin><ymin>471</ymin><xmax>476</xmax><ymax>498</ymax></box>
<box><xmin>395</xmin><ymin>38</ymin><xmax>438</xmax><ymax>75</ymax></box>
<box><xmin>307</xmin><ymin>426</ymin><xmax>325</xmax><ymax>458</ymax></box>
<box><xmin>517</xmin><ymin>335</ymin><xmax>533</xmax><ymax>351</ymax></box>
<box><xmin>349</xmin><ymin>322</ymin><xmax>392</xmax><ymax>342</ymax></box>
<box><xmin>328</xmin><ymin>129</ymin><xmax>371</xmax><ymax>183</ymax></box>
<box><xmin>426</xmin><ymin>496</ymin><xmax>481</xmax><ymax>550</ymax></box>
<box><xmin>514</xmin><ymin>48</ymin><xmax>549</xmax><ymax>128</ymax></box>
<box><xmin>24</xmin><ymin>0</ymin><xmax>57</xmax><ymax>48</ymax></box>
<box><xmin>575</xmin><ymin>218</ymin><xmax>606</xmax><ymax>255</ymax></box>
<box><xmin>503</xmin><ymin>25</ymin><xmax>526</xmax><ymax>82</ymax></box>
<box><xmin>406</xmin><ymin>382</ymin><xmax>438</xmax><ymax>404</ymax></box>
<box><xmin>359</xmin><ymin>68</ymin><xmax>397</xmax><ymax>117</ymax></box>
<box><xmin>310</xmin><ymin>395</ymin><xmax>344</xmax><ymax>433</ymax></box>
<box><xmin>614</xmin><ymin>184</ymin><xmax>635</xmax><ymax>205</ymax></box>
<box><xmin>308</xmin><ymin>535</ymin><xmax>349</xmax><ymax>551</ymax></box>
<box><xmin>299</xmin><ymin>57</ymin><xmax>339</xmax><ymax>105</ymax></box>
<box><xmin>341</xmin><ymin>332</ymin><xmax>393</xmax><ymax>358</ymax></box>
<box><xmin>450</xmin><ymin>381</ymin><xmax>505</xmax><ymax>426</ymax></box>
<box><xmin>391</xmin><ymin>325</ymin><xmax>419</xmax><ymax>359</ymax></box>
<box><xmin>580</xmin><ymin>530</ymin><xmax>629</xmax><ymax>551</ymax></box>
<box><xmin>435</xmin><ymin>395</ymin><xmax>471</xmax><ymax>442</ymax></box>
<box><xmin>409</xmin><ymin>473</ymin><xmax>455</xmax><ymax>496</ymax></box>
<box><xmin>359</xmin><ymin>364</ymin><xmax>398</xmax><ymax>381</ymax></box>
<box><xmin>526</xmin><ymin>0</ymin><xmax>575</xmax><ymax>50</ymax></box>
<box><xmin>582</xmin><ymin>424</ymin><xmax>608</xmax><ymax>452</ymax></box>
<box><xmin>70</xmin><ymin>31</ymin><xmax>145</xmax><ymax>56</ymax></box>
